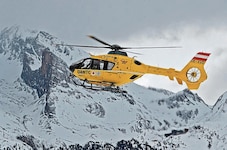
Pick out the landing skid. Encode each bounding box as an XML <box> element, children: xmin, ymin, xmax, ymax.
<box><xmin>69</xmin><ymin>75</ymin><xmax>126</xmax><ymax>93</ymax></box>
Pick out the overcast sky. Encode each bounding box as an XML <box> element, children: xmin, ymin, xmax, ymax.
<box><xmin>1</xmin><ymin>0</ymin><xmax>227</xmax><ymax>105</ymax></box>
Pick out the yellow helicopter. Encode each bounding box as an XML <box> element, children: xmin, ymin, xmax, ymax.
<box><xmin>60</xmin><ymin>35</ymin><xmax>210</xmax><ymax>90</ymax></box>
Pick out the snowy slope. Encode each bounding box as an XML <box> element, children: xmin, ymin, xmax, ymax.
<box><xmin>0</xmin><ymin>26</ymin><xmax>226</xmax><ymax>149</ymax></box>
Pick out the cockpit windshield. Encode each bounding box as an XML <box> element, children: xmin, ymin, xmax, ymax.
<box><xmin>81</xmin><ymin>59</ymin><xmax>92</xmax><ymax>69</ymax></box>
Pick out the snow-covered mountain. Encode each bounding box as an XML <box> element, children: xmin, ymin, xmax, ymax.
<box><xmin>0</xmin><ymin>26</ymin><xmax>226</xmax><ymax>149</ymax></box>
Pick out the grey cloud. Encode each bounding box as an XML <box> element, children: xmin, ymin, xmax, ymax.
<box><xmin>1</xmin><ymin>0</ymin><xmax>227</xmax><ymax>43</ymax></box>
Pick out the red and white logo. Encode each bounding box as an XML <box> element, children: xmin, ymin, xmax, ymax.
<box><xmin>193</xmin><ymin>52</ymin><xmax>211</xmax><ymax>62</ymax></box>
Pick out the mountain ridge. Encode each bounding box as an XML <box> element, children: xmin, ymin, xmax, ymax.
<box><xmin>0</xmin><ymin>26</ymin><xmax>226</xmax><ymax>149</ymax></box>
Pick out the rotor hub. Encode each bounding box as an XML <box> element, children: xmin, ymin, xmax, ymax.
<box><xmin>111</xmin><ymin>44</ymin><xmax>122</xmax><ymax>51</ymax></box>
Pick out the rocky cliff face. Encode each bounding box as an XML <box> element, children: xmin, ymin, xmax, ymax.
<box><xmin>22</xmin><ymin>49</ymin><xmax>52</xmax><ymax>97</ymax></box>
<box><xmin>0</xmin><ymin>26</ymin><xmax>226</xmax><ymax>149</ymax></box>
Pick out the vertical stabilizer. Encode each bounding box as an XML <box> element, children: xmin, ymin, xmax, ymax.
<box><xmin>177</xmin><ymin>52</ymin><xmax>211</xmax><ymax>89</ymax></box>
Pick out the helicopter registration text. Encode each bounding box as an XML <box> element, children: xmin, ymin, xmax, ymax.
<box><xmin>77</xmin><ymin>70</ymin><xmax>101</xmax><ymax>76</ymax></box>
<box><xmin>77</xmin><ymin>70</ymin><xmax>91</xmax><ymax>74</ymax></box>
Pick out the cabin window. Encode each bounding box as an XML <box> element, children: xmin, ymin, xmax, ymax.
<box><xmin>107</xmin><ymin>62</ymin><xmax>114</xmax><ymax>70</ymax></box>
<box><xmin>91</xmin><ymin>59</ymin><xmax>100</xmax><ymax>69</ymax></box>
<box><xmin>96</xmin><ymin>60</ymin><xmax>114</xmax><ymax>70</ymax></box>
<box><xmin>90</xmin><ymin>59</ymin><xmax>114</xmax><ymax>70</ymax></box>
<box><xmin>100</xmin><ymin>61</ymin><xmax>104</xmax><ymax>70</ymax></box>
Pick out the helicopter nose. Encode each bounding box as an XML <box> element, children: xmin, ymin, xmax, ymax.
<box><xmin>69</xmin><ymin>64</ymin><xmax>75</xmax><ymax>72</ymax></box>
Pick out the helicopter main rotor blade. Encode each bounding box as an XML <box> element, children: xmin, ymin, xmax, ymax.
<box><xmin>120</xmin><ymin>46</ymin><xmax>182</xmax><ymax>49</ymax></box>
<box><xmin>56</xmin><ymin>43</ymin><xmax>181</xmax><ymax>49</ymax></box>
<box><xmin>56</xmin><ymin>44</ymin><xmax>110</xmax><ymax>49</ymax></box>
<box><xmin>122</xmin><ymin>50</ymin><xmax>142</xmax><ymax>55</ymax></box>
<box><xmin>88</xmin><ymin>35</ymin><xmax>112</xmax><ymax>47</ymax></box>
<box><xmin>56</xmin><ymin>35</ymin><xmax>181</xmax><ymax>52</ymax></box>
